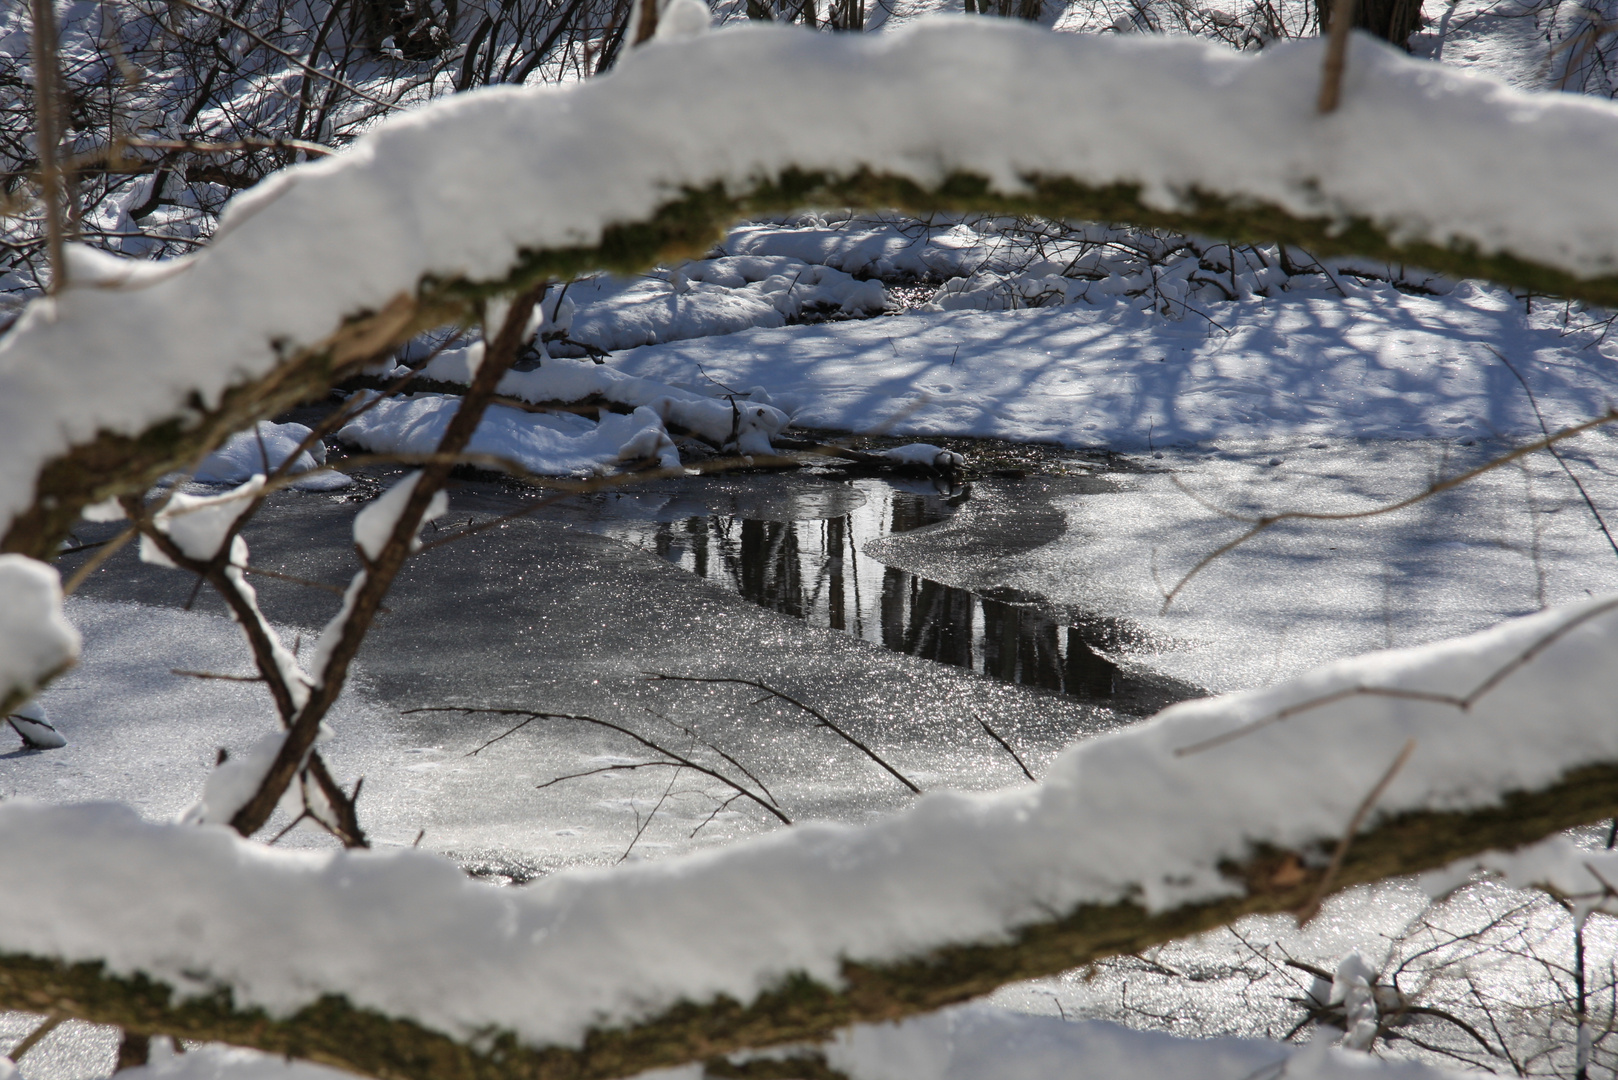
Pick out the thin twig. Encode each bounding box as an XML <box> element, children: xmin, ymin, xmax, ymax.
<box><xmin>170</xmin><ymin>668</ymin><xmax>264</xmax><ymax>683</ymax></box>
<box><xmin>1296</xmin><ymin>738</ymin><xmax>1417</xmax><ymax>926</ymax></box>
<box><xmin>1161</xmin><ymin>408</ymin><xmax>1618</xmax><ymax>611</ymax></box>
<box><xmin>163</xmin><ymin>0</ymin><xmax>395</xmax><ymax>109</ymax></box>
<box><xmin>6</xmin><ymin>1015</ymin><xmax>64</xmax><ymax>1063</ymax></box>
<box><xmin>977</xmin><ymin>715</ymin><xmax>1036</xmax><ymax>781</ymax></box>
<box><xmin>1488</xmin><ymin>345</ymin><xmax>1618</xmax><ymax>561</ymax></box>
<box><xmin>409</xmin><ymin>706</ymin><xmax>793</xmax><ymax>824</ymax></box>
<box><xmin>1176</xmin><ymin>594</ymin><xmax>1618</xmax><ymax>755</ymax></box>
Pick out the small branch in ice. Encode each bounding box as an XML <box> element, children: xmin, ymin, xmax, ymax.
<box><xmin>411</xmin><ymin>705</ymin><xmax>793</xmax><ymax>824</ymax></box>
<box><xmin>977</xmin><ymin>715</ymin><xmax>1036</xmax><ymax>782</ymax></box>
<box><xmin>1161</xmin><ymin>408</ymin><xmax>1618</xmax><ymax>611</ymax></box>
<box><xmin>1488</xmin><ymin>345</ymin><xmax>1618</xmax><ymax>561</ymax></box>
<box><xmin>1176</xmin><ymin>594</ymin><xmax>1618</xmax><ymax>755</ymax></box>
<box><xmin>170</xmin><ymin>669</ymin><xmax>264</xmax><ymax>683</ymax></box>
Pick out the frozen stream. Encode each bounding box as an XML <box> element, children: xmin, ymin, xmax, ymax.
<box><xmin>8</xmin><ymin>433</ymin><xmax>1618</xmax><ymax>1077</ymax></box>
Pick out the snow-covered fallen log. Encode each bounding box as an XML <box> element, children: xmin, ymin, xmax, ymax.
<box><xmin>105</xmin><ymin>1004</ymin><xmax>1489</xmax><ymax>1080</ymax></box>
<box><xmin>4</xmin><ymin>596</ymin><xmax>1618</xmax><ymax>1079</ymax></box>
<box><xmin>9</xmin><ymin>21</ymin><xmax>1618</xmax><ymax>564</ymax></box>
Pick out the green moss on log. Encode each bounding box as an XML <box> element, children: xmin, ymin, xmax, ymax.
<box><xmin>4</xmin><ymin>760</ymin><xmax>1617</xmax><ymax>1080</ymax></box>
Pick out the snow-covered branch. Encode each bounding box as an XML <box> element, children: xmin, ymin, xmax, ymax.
<box><xmin>3</xmin><ymin>597</ymin><xmax>1618</xmax><ymax>1079</ymax></box>
<box><xmin>9</xmin><ymin>22</ymin><xmax>1618</xmax><ymax>566</ymax></box>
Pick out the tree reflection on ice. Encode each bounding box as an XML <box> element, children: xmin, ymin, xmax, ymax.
<box><xmin>629</xmin><ymin>480</ymin><xmax>1124</xmax><ymax>700</ymax></box>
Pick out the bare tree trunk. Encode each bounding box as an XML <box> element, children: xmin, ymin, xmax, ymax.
<box><xmin>1317</xmin><ymin>0</ymin><xmax>1421</xmax><ymax>48</ymax></box>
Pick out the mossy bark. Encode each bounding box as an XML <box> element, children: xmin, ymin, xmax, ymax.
<box><xmin>4</xmin><ymin>759</ymin><xmax>1617</xmax><ymax>1080</ymax></box>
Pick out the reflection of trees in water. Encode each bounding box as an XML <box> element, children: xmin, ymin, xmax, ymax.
<box><xmin>733</xmin><ymin>520</ymin><xmax>805</xmax><ymax>619</ymax></box>
<box><xmin>646</xmin><ymin>499</ymin><xmax>1119</xmax><ymax>699</ymax></box>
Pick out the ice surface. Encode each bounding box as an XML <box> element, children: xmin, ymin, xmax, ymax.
<box><xmin>77</xmin><ymin>1007</ymin><xmax>1479</xmax><ymax>1080</ymax></box>
<box><xmin>859</xmin><ymin>435</ymin><xmax>1618</xmax><ymax>695</ymax></box>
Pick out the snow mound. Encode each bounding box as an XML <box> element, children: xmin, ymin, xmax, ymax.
<box><xmin>559</xmin><ymin>255</ymin><xmax>887</xmax><ymax>354</ymax></box>
<box><xmin>337</xmin><ymin>394</ymin><xmax>683</xmax><ymax>477</ymax></box>
<box><xmin>194</xmin><ymin>422</ymin><xmax>351</xmax><ymax>491</ymax></box>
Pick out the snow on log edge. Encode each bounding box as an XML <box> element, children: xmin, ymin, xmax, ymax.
<box><xmin>3</xmin><ymin>595</ymin><xmax>1618</xmax><ymax>1073</ymax></box>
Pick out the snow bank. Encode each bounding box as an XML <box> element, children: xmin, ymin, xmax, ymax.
<box><xmin>7</xmin><ymin>21</ymin><xmax>1618</xmax><ymax>537</ymax></box>
<box><xmin>337</xmin><ymin>394</ymin><xmax>683</xmax><ymax>476</ymax></box>
<box><xmin>367</xmin><ymin>350</ymin><xmax>790</xmax><ymax>465</ymax></box>
<box><xmin>0</xmin><ymin>556</ymin><xmax>78</xmax><ymax>704</ymax></box>
<box><xmin>194</xmin><ymin>422</ymin><xmax>352</xmax><ymax>491</ymax></box>
<box><xmin>613</xmin><ymin>281</ymin><xmax>1618</xmax><ymax>447</ymax></box>
<box><xmin>3</xmin><ymin>594</ymin><xmax>1618</xmax><ymax>1047</ymax></box>
<box><xmin>726</xmin><ymin>218</ymin><xmax>994</xmax><ymax>281</ymax></box>
<box><xmin>560</xmin><ymin>255</ymin><xmax>887</xmax><ymax>353</ymax></box>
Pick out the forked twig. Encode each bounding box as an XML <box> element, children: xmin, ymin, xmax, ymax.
<box><xmin>408</xmin><ymin>706</ymin><xmax>792</xmax><ymax>825</ymax></box>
